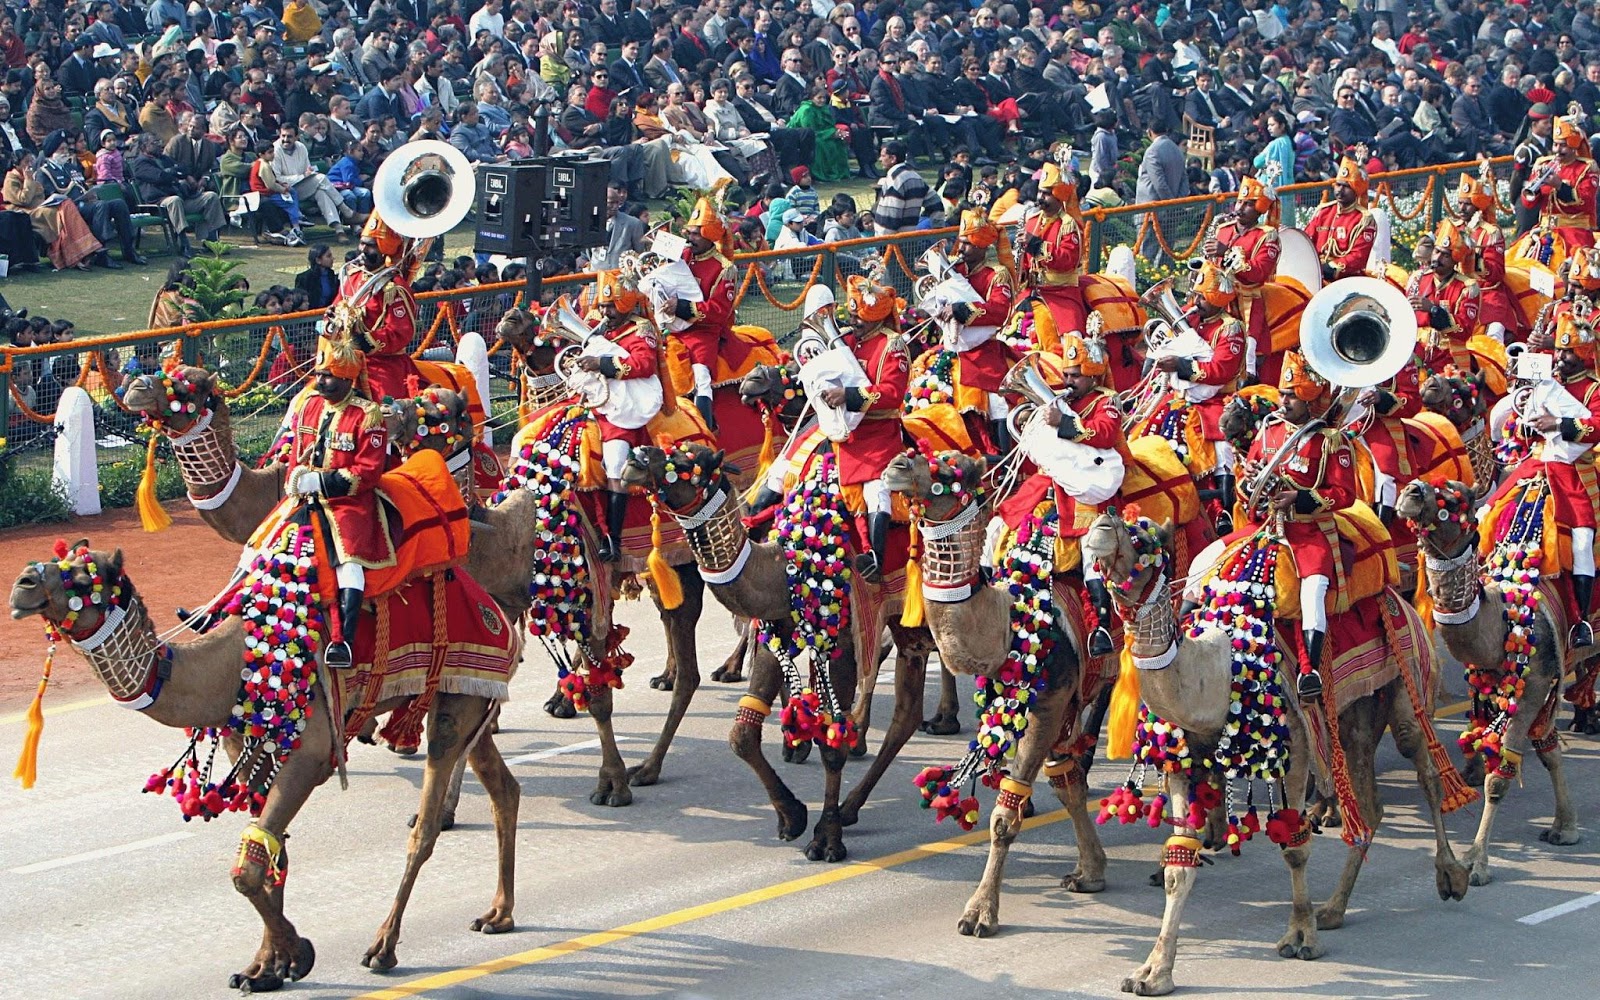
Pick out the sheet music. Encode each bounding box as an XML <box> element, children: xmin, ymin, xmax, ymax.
<box><xmin>651</xmin><ymin>230</ymin><xmax>690</xmax><ymax>264</ymax></box>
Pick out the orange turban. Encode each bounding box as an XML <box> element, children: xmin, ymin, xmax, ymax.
<box><xmin>315</xmin><ymin>335</ymin><xmax>365</xmax><ymax>381</ymax></box>
<box><xmin>1059</xmin><ymin>330</ymin><xmax>1108</xmax><ymax>377</ymax></box>
<box><xmin>847</xmin><ymin>275</ymin><xmax>903</xmax><ymax>324</ymax></box>
<box><xmin>1570</xmin><ymin>246</ymin><xmax>1600</xmax><ymax>290</ymax></box>
<box><xmin>958</xmin><ymin>207</ymin><xmax>1000</xmax><ymax>248</ymax></box>
<box><xmin>361</xmin><ymin>210</ymin><xmax>405</xmax><ymax>260</ymax></box>
<box><xmin>1279</xmin><ymin>350</ymin><xmax>1332</xmax><ymax>404</ymax></box>
<box><xmin>594</xmin><ymin>271</ymin><xmax>645</xmax><ymax>315</ymax></box>
<box><xmin>1455</xmin><ymin>172</ymin><xmax>1494</xmax><ymax>218</ymax></box>
<box><xmin>1556</xmin><ymin>105</ymin><xmax>1590</xmax><ymax>153</ymax></box>
<box><xmin>1433</xmin><ymin>217</ymin><xmax>1475</xmax><ymax>264</ymax></box>
<box><xmin>1554</xmin><ymin>313</ymin><xmax>1599</xmax><ymax>362</ymax></box>
<box><xmin>1038</xmin><ymin>162</ymin><xmax>1074</xmax><ymax>202</ymax></box>
<box><xmin>1334</xmin><ymin>154</ymin><xmax>1369</xmax><ymax>204</ymax></box>
<box><xmin>1190</xmin><ymin>258</ymin><xmax>1238</xmax><ymax>307</ymax></box>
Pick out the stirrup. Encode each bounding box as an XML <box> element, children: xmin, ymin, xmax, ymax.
<box><xmin>325</xmin><ymin>639</ymin><xmax>354</xmax><ymax>668</ymax></box>
<box><xmin>855</xmin><ymin>551</ymin><xmax>883</xmax><ymax>584</ymax></box>
<box><xmin>1297</xmin><ymin>669</ymin><xmax>1324</xmax><ymax>702</ymax></box>
<box><xmin>1572</xmin><ymin>620</ymin><xmax>1595</xmax><ymax>649</ymax></box>
<box><xmin>1089</xmin><ymin>625</ymin><xmax>1114</xmax><ymax>657</ymax></box>
<box><xmin>597</xmin><ymin>536</ymin><xmax>621</xmax><ymax>563</ymax></box>
<box><xmin>1215</xmin><ymin>510</ymin><xmax>1233</xmax><ymax>535</ymax></box>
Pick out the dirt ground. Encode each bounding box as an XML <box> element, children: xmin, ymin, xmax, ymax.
<box><xmin>0</xmin><ymin>507</ymin><xmax>237</xmax><ymax>712</ymax></box>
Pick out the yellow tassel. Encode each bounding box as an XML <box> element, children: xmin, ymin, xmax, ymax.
<box><xmin>1032</xmin><ymin>300</ymin><xmax>1060</xmax><ymax>354</ymax></box>
<box><xmin>1105</xmin><ymin>640</ymin><xmax>1141</xmax><ymax>761</ymax></box>
<box><xmin>136</xmin><ymin>433</ymin><xmax>173</xmax><ymax>533</ymax></box>
<box><xmin>901</xmin><ymin>520</ymin><xmax>925</xmax><ymax>628</ymax></box>
<box><xmin>648</xmin><ymin>500</ymin><xmax>684</xmax><ymax>610</ymax></box>
<box><xmin>13</xmin><ymin>644</ymin><xmax>51</xmax><ymax>789</ymax></box>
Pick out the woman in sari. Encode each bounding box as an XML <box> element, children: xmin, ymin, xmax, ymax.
<box><xmin>2</xmin><ymin>150</ymin><xmax>103</xmax><ymax>271</ymax></box>
<box><xmin>787</xmin><ymin>84</ymin><xmax>850</xmax><ymax>183</ymax></box>
<box><xmin>282</xmin><ymin>0</ymin><xmax>323</xmax><ymax>44</ymax></box>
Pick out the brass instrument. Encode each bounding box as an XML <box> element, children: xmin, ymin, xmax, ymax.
<box><xmin>546</xmin><ymin>296</ymin><xmax>609</xmax><ymax>407</ymax></box>
<box><xmin>1117</xmin><ymin>271</ymin><xmax>1204</xmax><ymax>428</ymax></box>
<box><xmin>1001</xmin><ymin>351</ymin><xmax>1124</xmax><ymax>503</ymax></box>
<box><xmin>373</xmin><ymin>139</ymin><xmax>475</xmax><ymax>240</ymax></box>
<box><xmin>1202</xmin><ymin>209</ymin><xmax>1239</xmax><ymax>262</ymax></box>
<box><xmin>914</xmin><ymin>241</ymin><xmax>955</xmax><ymax>300</ymax></box>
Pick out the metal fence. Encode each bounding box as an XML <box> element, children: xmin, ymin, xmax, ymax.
<box><xmin>0</xmin><ymin>155</ymin><xmax>1511</xmax><ymax>492</ymax></box>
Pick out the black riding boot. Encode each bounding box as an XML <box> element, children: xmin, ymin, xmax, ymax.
<box><xmin>749</xmin><ymin>485</ymin><xmax>784</xmax><ymax>518</ymax></box>
<box><xmin>1298</xmin><ymin>630</ymin><xmax>1325</xmax><ymax>701</ymax></box>
<box><xmin>326</xmin><ymin>587</ymin><xmax>364</xmax><ymax>668</ymax></box>
<box><xmin>1573</xmin><ymin>574</ymin><xmax>1595</xmax><ymax>648</ymax></box>
<box><xmin>856</xmin><ymin>511</ymin><xmax>891</xmax><ymax>583</ymax></box>
<box><xmin>599</xmin><ymin>489</ymin><xmax>629</xmax><ymax>562</ymax></box>
<box><xmin>1086</xmin><ymin>578</ymin><xmax>1115</xmax><ymax>656</ymax></box>
<box><xmin>695</xmin><ymin>393</ymin><xmax>718</xmax><ymax>432</ymax></box>
<box><xmin>990</xmin><ymin>418</ymin><xmax>1013</xmax><ymax>455</ymax></box>
<box><xmin>1377</xmin><ymin>503</ymin><xmax>1396</xmax><ymax>526</ymax></box>
<box><xmin>1215</xmin><ymin>472</ymin><xmax>1236</xmax><ymax>534</ymax></box>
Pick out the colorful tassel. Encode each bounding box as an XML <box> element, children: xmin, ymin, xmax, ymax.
<box><xmin>1105</xmin><ymin>640</ymin><xmax>1141</xmax><ymax>760</ymax></box>
<box><xmin>648</xmin><ymin>499</ymin><xmax>684</xmax><ymax>610</ymax></box>
<box><xmin>901</xmin><ymin>518</ymin><xmax>925</xmax><ymax>628</ymax></box>
<box><xmin>136</xmin><ymin>433</ymin><xmax>173</xmax><ymax>533</ymax></box>
<box><xmin>12</xmin><ymin>638</ymin><xmax>52</xmax><ymax>789</ymax></box>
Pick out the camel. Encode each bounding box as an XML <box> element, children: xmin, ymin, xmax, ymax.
<box><xmin>1397</xmin><ymin>478</ymin><xmax>1581</xmax><ymax>885</ymax></box>
<box><xmin>1081</xmin><ymin>509</ymin><xmax>1469</xmax><ymax>997</ymax></box>
<box><xmin>10</xmin><ymin>542</ymin><xmax>521</xmax><ymax>989</ymax></box>
<box><xmin>620</xmin><ymin>442</ymin><xmax>940</xmax><ymax>862</ymax></box>
<box><xmin>1419</xmin><ymin>370</ymin><xmax>1495</xmax><ymax>492</ymax></box>
<box><xmin>880</xmin><ymin>451</ymin><xmax>1115</xmax><ymax>938</ymax></box>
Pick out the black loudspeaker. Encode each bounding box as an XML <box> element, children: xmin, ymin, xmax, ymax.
<box><xmin>543</xmin><ymin>157</ymin><xmax>610</xmax><ymax>249</ymax></box>
<box><xmin>473</xmin><ymin>162</ymin><xmax>546</xmax><ymax>255</ymax></box>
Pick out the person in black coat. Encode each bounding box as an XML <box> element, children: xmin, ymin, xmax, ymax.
<box><xmin>57</xmin><ymin>40</ymin><xmax>107</xmax><ymax>99</ymax></box>
<box><xmin>770</xmin><ymin>50</ymin><xmax>811</xmax><ymax>119</ymax></box>
<box><xmin>730</xmin><ymin>74</ymin><xmax>813</xmax><ymax>172</ymax></box>
<box><xmin>294</xmin><ymin>244</ymin><xmax>339</xmax><ymax>309</ymax></box>
<box><xmin>918</xmin><ymin>52</ymin><xmax>1000</xmax><ymax>159</ymax></box>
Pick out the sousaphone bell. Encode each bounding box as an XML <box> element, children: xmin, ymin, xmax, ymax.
<box><xmin>373</xmin><ymin>139</ymin><xmax>477</xmax><ymax>240</ymax></box>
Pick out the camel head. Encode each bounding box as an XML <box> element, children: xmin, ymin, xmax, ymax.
<box><xmin>620</xmin><ymin>442</ymin><xmax>739</xmax><ymax>512</ymax></box>
<box><xmin>10</xmin><ymin>540</ymin><xmax>127</xmax><ymax>639</ymax></box>
<box><xmin>1419</xmin><ymin>370</ymin><xmax>1488</xmax><ymax>431</ymax></box>
<box><xmin>122</xmin><ymin>364</ymin><xmax>219</xmax><ymax>435</ymax></box>
<box><xmin>1081</xmin><ymin>508</ymin><xmax>1173</xmax><ymax>601</ymax></box>
<box><xmin>1396</xmin><ymin>478</ymin><xmax>1478</xmax><ymax>560</ymax></box>
<box><xmin>1220</xmin><ymin>389</ymin><xmax>1279</xmax><ymax>455</ymax></box>
<box><xmin>386</xmin><ymin>385</ymin><xmax>472</xmax><ymax>460</ymax></box>
<box><xmin>883</xmin><ymin>449</ymin><xmax>986</xmax><ymax>520</ymax></box>
<box><xmin>738</xmin><ymin>361</ymin><xmax>807</xmax><ymax>423</ymax></box>
<box><xmin>495</xmin><ymin>306</ymin><xmax>561</xmax><ymax>373</ymax></box>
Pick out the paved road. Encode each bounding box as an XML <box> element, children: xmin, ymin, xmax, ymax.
<box><xmin>6</xmin><ymin>598</ymin><xmax>1600</xmax><ymax>1000</ymax></box>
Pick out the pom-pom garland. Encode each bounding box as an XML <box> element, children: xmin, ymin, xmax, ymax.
<box><xmin>904</xmin><ymin>349</ymin><xmax>958</xmax><ymax>411</ymax></box>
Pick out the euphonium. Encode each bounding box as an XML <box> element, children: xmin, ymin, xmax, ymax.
<box><xmin>1001</xmin><ymin>351</ymin><xmax>1068</xmax><ymax>439</ymax></box>
<box><xmin>547</xmin><ymin>296</ymin><xmax>610</xmax><ymax>408</ymax></box>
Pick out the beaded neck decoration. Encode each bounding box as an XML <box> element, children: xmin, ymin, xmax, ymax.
<box><xmin>905</xmin><ymin>349</ymin><xmax>958</xmax><ymax>412</ymax></box>
<box><xmin>397</xmin><ymin>386</ymin><xmax>469</xmax><ymax>457</ymax></box>
<box><xmin>914</xmin><ymin>506</ymin><xmax>1058</xmax><ymax>831</ymax></box>
<box><xmin>1462</xmin><ymin>483</ymin><xmax>1546</xmax><ymax>776</ymax></box>
<box><xmin>34</xmin><ymin>539</ymin><xmax>124</xmax><ymax>639</ymax></box>
<box><xmin>656</xmin><ymin>446</ymin><xmax>723</xmax><ymax>513</ymax></box>
<box><xmin>1411</xmin><ymin>479</ymin><xmax>1474</xmax><ymax>540</ymax></box>
<box><xmin>761</xmin><ymin>452</ymin><xmax>858</xmax><ymax>751</ymax></box>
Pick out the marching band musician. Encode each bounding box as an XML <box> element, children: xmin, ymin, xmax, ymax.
<box><xmin>1241</xmin><ymin>351</ymin><xmax>1359</xmax><ymax>701</ymax></box>
<box><xmin>286</xmin><ymin>336</ymin><xmax>395</xmax><ymax>668</ymax></box>
<box><xmin>1513</xmin><ymin>103</ymin><xmax>1600</xmax><ymax>268</ymax></box>
<box><xmin>579</xmin><ymin>268</ymin><xmax>667</xmax><ymax>562</ymax></box>
<box><xmin>1206</xmin><ymin>167</ymin><xmax>1281</xmax><ymax>383</ymax></box>
<box><xmin>1455</xmin><ymin>165</ymin><xmax>1524</xmax><ymax>342</ymax></box>
<box><xmin>1486</xmin><ymin>312</ymin><xmax>1600</xmax><ymax>646</ymax></box>
<box><xmin>330</xmin><ymin>212</ymin><xmax>424</xmax><ymax>404</ymax></box>
<box><xmin>1130</xmin><ymin>258</ymin><xmax>1249</xmax><ymax>532</ymax></box>
<box><xmin>670</xmin><ymin>185</ymin><xmax>746</xmax><ymax>431</ymax></box>
<box><xmin>1527</xmin><ymin>246</ymin><xmax>1600</xmax><ymax>352</ymax></box>
<box><xmin>1020</xmin><ymin>160</ymin><xmax>1087</xmax><ymax>352</ymax></box>
<box><xmin>1410</xmin><ymin>218</ymin><xmax>1482</xmax><ymax>374</ymax></box>
<box><xmin>1042</xmin><ymin>326</ymin><xmax>1128</xmax><ymax>656</ymax></box>
<box><xmin>1353</xmin><ymin>356</ymin><xmax>1423</xmax><ymax>526</ymax></box>
<box><xmin>817</xmin><ymin>275</ymin><xmax>911</xmax><ymax>584</ymax></box>
<box><xmin>948</xmin><ymin>204</ymin><xmax>1020</xmax><ymax>450</ymax></box>
<box><xmin>1306</xmin><ymin>151</ymin><xmax>1377</xmax><ymax>282</ymax></box>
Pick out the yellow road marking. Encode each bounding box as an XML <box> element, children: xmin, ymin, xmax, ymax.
<box><xmin>354</xmin><ymin>810</ymin><xmax>1068</xmax><ymax>1000</ymax></box>
<box><xmin>0</xmin><ymin>695</ymin><xmax>108</xmax><ymax>726</ymax></box>
<box><xmin>1434</xmin><ymin>699</ymin><xmax>1471</xmax><ymax>719</ymax></box>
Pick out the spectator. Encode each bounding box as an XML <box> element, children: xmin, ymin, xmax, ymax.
<box><xmin>248</xmin><ymin>139</ymin><xmax>304</xmax><ymax>244</ymax></box>
<box><xmin>129</xmin><ymin>131</ymin><xmax>225</xmax><ymax>254</ymax></box>
<box><xmin>1134</xmin><ymin>121</ymin><xmax>1189</xmax><ymax>264</ymax></box>
<box><xmin>2</xmin><ymin>147</ymin><xmax>102</xmax><ymax>270</ymax></box>
<box><xmin>294</xmin><ymin>243</ymin><xmax>339</xmax><ymax>309</ymax></box>
<box><xmin>872</xmin><ymin>139</ymin><xmax>928</xmax><ymax>234</ymax></box>
<box><xmin>448</xmin><ymin>101</ymin><xmax>503</xmax><ymax>162</ymax></box>
<box><xmin>273</xmin><ymin>120</ymin><xmax>356</xmax><ymax>237</ymax></box>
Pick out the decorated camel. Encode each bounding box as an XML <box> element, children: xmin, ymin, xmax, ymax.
<box><xmin>10</xmin><ymin>539</ymin><xmax>522</xmax><ymax>989</ymax></box>
<box><xmin>621</xmin><ymin>442</ymin><xmax>939</xmax><ymax>862</ymax></box>
<box><xmin>1081</xmin><ymin>508</ymin><xmax>1470</xmax><ymax>996</ymax></box>
<box><xmin>1397</xmin><ymin>478</ymin><xmax>1583</xmax><ymax>885</ymax></box>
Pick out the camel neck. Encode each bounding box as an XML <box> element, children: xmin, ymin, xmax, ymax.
<box><xmin>74</xmin><ymin>596</ymin><xmax>167</xmax><ymax>707</ymax></box>
<box><xmin>1115</xmin><ymin>573</ymin><xmax>1177</xmax><ymax>663</ymax></box>
<box><xmin>167</xmin><ymin>403</ymin><xmax>241</xmax><ymax>500</ymax></box>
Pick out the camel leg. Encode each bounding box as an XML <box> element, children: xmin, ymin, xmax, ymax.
<box><xmin>807</xmin><ymin>646</ymin><xmax>860</xmax><ymax>862</ymax></box>
<box><xmin>848</xmin><ymin>638</ymin><xmax>878</xmax><ymax>760</ymax></box>
<box><xmin>729</xmin><ymin>642</ymin><xmax>809</xmax><ymax>841</ymax></box>
<box><xmin>1056</xmin><ymin>754</ymin><xmax>1109</xmax><ymax>894</ymax></box>
<box><xmin>838</xmin><ymin>633</ymin><xmax>929</xmax><ymax>827</ymax></box>
<box><xmin>1314</xmin><ymin>700</ymin><xmax>1385</xmax><ymax>931</ymax></box>
<box><xmin>1387</xmin><ymin>678</ymin><xmax>1471</xmax><ymax>904</ymax></box>
<box><xmin>585</xmin><ymin>684</ymin><xmax>633</xmax><ymax>807</ymax></box>
<box><xmin>712</xmin><ymin>617</ymin><xmax>750</xmax><ymax>683</ymax></box>
<box><xmin>1463</xmin><ymin>669</ymin><xmax>1567</xmax><ymax>884</ymax></box>
<box><xmin>1275</xmin><ymin>710</ymin><xmax>1323</xmax><ymax>962</ymax></box>
<box><xmin>630</xmin><ymin>568</ymin><xmax>706</xmax><ymax>786</ymax></box>
<box><xmin>922</xmin><ymin>661</ymin><xmax>964</xmax><ymax>736</ymax></box>
<box><xmin>466</xmin><ymin>731</ymin><xmax>520</xmax><ymax>934</ymax></box>
<box><xmin>424</xmin><ymin>703</ymin><xmax>500</xmax><ymax>832</ymax></box>
<box><xmin>364</xmin><ymin>695</ymin><xmax>492</xmax><ymax>972</ymax></box>
<box><xmin>229</xmin><ymin>737</ymin><xmax>334</xmax><ymax>992</ymax></box>
<box><xmin>957</xmin><ymin>683</ymin><xmax>1073</xmax><ymax>938</ymax></box>
<box><xmin>1122</xmin><ymin>772</ymin><xmax>1194</xmax><ymax>997</ymax></box>
<box><xmin>1535</xmin><ymin>724</ymin><xmax>1581</xmax><ymax>846</ymax></box>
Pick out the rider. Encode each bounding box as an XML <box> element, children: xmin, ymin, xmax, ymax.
<box><xmin>1488</xmin><ymin>312</ymin><xmax>1600</xmax><ymax>646</ymax></box>
<box><xmin>671</xmin><ymin>185</ymin><xmax>746</xmax><ymax>431</ymax></box>
<box><xmin>287</xmin><ymin>335</ymin><xmax>395</xmax><ymax>668</ymax></box>
<box><xmin>1410</xmin><ymin>218</ymin><xmax>1482</xmax><ymax>374</ymax></box>
<box><xmin>1020</xmin><ymin>161</ymin><xmax>1086</xmax><ymax>356</ymax></box>
<box><xmin>331</xmin><ymin>212</ymin><xmax>424</xmax><ymax>404</ymax></box>
<box><xmin>1208</xmin><ymin>168</ymin><xmax>1281</xmax><ymax>383</ymax></box>
<box><xmin>948</xmin><ymin>204</ymin><xmax>1019</xmax><ymax>450</ymax></box>
<box><xmin>579</xmin><ymin>268</ymin><xmax>667</xmax><ymax>562</ymax></box>
<box><xmin>1132</xmin><ymin>258</ymin><xmax>1250</xmax><ymax>532</ymax></box>
<box><xmin>818</xmin><ymin>275</ymin><xmax>911</xmax><ymax>584</ymax></box>
<box><xmin>1514</xmin><ymin>103</ymin><xmax>1600</xmax><ymax>266</ymax></box>
<box><xmin>1455</xmin><ymin>166</ymin><xmax>1524</xmax><ymax>342</ymax></box>
<box><xmin>1243</xmin><ymin>350</ymin><xmax>1359</xmax><ymax>701</ymax></box>
<box><xmin>1043</xmin><ymin>324</ymin><xmax>1128</xmax><ymax>656</ymax></box>
<box><xmin>1306</xmin><ymin>151</ymin><xmax>1377</xmax><ymax>282</ymax></box>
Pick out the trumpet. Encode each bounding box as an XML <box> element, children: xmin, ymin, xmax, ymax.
<box><xmin>545</xmin><ymin>295</ymin><xmax>609</xmax><ymax>408</ymax></box>
<box><xmin>1202</xmin><ymin>210</ymin><xmax>1238</xmax><ymax>262</ymax></box>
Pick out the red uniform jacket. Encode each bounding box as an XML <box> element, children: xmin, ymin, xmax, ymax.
<box><xmin>1469</xmin><ymin>220</ymin><xmax>1525</xmax><ymax>338</ymax></box>
<box><xmin>1064</xmin><ymin>385</ymin><xmax>1126</xmax><ymax>452</ymax></box>
<box><xmin>677</xmin><ymin>248</ymin><xmax>747</xmax><ymax>371</ymax></box>
<box><xmin>290</xmin><ymin>393</ymin><xmax>395</xmax><ymax>568</ymax></box>
<box><xmin>1213</xmin><ymin>220</ymin><xmax>1280</xmax><ymax>362</ymax></box>
<box><xmin>337</xmin><ymin>265</ymin><xmax>423</xmax><ymax>403</ymax></box>
<box><xmin>1412</xmin><ymin>270</ymin><xmax>1481</xmax><ymax>372</ymax></box>
<box><xmin>1022</xmin><ymin>210</ymin><xmax>1081</xmax><ymax>286</ymax></box>
<box><xmin>1306</xmin><ymin>202</ymin><xmax>1376</xmax><ymax>279</ymax></box>
<box><xmin>1245</xmin><ymin>416</ymin><xmax>1356</xmax><ymax>579</ymax></box>
<box><xmin>1494</xmin><ymin>370</ymin><xmax>1600</xmax><ymax>530</ymax></box>
<box><xmin>954</xmin><ymin>259</ymin><xmax>1017</xmax><ymax>392</ymax></box>
<box><xmin>1363</xmin><ymin>361</ymin><xmax>1423</xmax><ymax>483</ymax></box>
<box><xmin>1183</xmin><ymin>311</ymin><xmax>1247</xmax><ymax>438</ymax></box>
<box><xmin>595</xmin><ymin>316</ymin><xmax>661</xmax><ymax>443</ymax></box>
<box><xmin>838</xmin><ymin>326</ymin><xmax>910</xmax><ymax>485</ymax></box>
<box><xmin>1521</xmin><ymin>156</ymin><xmax>1600</xmax><ymax>231</ymax></box>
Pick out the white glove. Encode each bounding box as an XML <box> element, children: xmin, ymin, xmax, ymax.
<box><xmin>289</xmin><ymin>468</ymin><xmax>323</xmax><ymax>496</ymax></box>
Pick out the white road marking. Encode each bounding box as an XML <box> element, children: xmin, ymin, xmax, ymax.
<box><xmin>11</xmin><ymin>832</ymin><xmax>195</xmax><ymax>875</ymax></box>
<box><xmin>505</xmin><ymin>736</ymin><xmax>634</xmax><ymax>766</ymax></box>
<box><xmin>1519</xmin><ymin>891</ymin><xmax>1600</xmax><ymax>925</ymax></box>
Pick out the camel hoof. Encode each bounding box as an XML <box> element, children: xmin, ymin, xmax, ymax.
<box><xmin>1438</xmin><ymin>861</ymin><xmax>1470</xmax><ymax>901</ymax></box>
<box><xmin>781</xmin><ymin>740</ymin><xmax>812</xmax><ymax>765</ymax></box>
<box><xmin>1539</xmin><ymin>827</ymin><xmax>1582</xmax><ymax>846</ymax></box>
<box><xmin>229</xmin><ymin>972</ymin><xmax>285</xmax><ymax>994</ymax></box>
<box><xmin>288</xmin><ymin>938</ymin><xmax>315</xmax><ymax>981</ymax></box>
<box><xmin>589</xmin><ymin>787</ymin><xmax>632</xmax><ymax>807</ymax></box>
<box><xmin>1314</xmin><ymin>906</ymin><xmax>1345</xmax><ymax>930</ymax></box>
<box><xmin>775</xmin><ymin>798</ymin><xmax>809</xmax><ymax>841</ymax></box>
<box><xmin>649</xmin><ymin>673</ymin><xmax>674</xmax><ymax>691</ymax></box>
<box><xmin>626</xmin><ymin>762</ymin><xmax>662</xmax><ymax>787</ymax></box>
<box><xmin>544</xmin><ymin>691</ymin><xmax>577</xmax><ymax>719</ymax></box>
<box><xmin>1060</xmin><ymin>871</ymin><xmax>1106</xmax><ymax>893</ymax></box>
<box><xmin>1468</xmin><ymin>865</ymin><xmax>1494</xmax><ymax>887</ymax></box>
<box><xmin>1276</xmin><ymin>929</ymin><xmax>1322</xmax><ymax>960</ymax></box>
<box><xmin>470</xmin><ymin>912</ymin><xmax>514</xmax><ymax>934</ymax></box>
<box><xmin>1121</xmin><ymin>973</ymin><xmax>1175</xmax><ymax>996</ymax></box>
<box><xmin>920</xmin><ymin>714</ymin><xmax>962</xmax><ymax>736</ymax></box>
<box><xmin>803</xmin><ymin>837</ymin><xmax>848</xmax><ymax>863</ymax></box>
<box><xmin>361</xmin><ymin>949</ymin><xmax>398</xmax><ymax>973</ymax></box>
<box><xmin>710</xmin><ymin>665</ymin><xmax>744</xmax><ymax>683</ymax></box>
<box><xmin>849</xmin><ymin>737</ymin><xmax>869</xmax><ymax>758</ymax></box>
<box><xmin>406</xmin><ymin>811</ymin><xmax>454</xmax><ymax>831</ymax></box>
<box><xmin>956</xmin><ymin>908</ymin><xmax>998</xmax><ymax>938</ymax></box>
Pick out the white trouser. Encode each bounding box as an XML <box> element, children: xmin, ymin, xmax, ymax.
<box><xmin>986</xmin><ymin>392</ymin><xmax>1010</xmax><ymax>420</ymax></box>
<box><xmin>1214</xmin><ymin>439</ymin><xmax>1235</xmax><ymax>477</ymax></box>
<box><xmin>336</xmin><ymin>562</ymin><xmax>365</xmax><ymax>591</ymax></box>
<box><xmin>862</xmin><ymin>478</ymin><xmax>890</xmax><ymax>515</ymax></box>
<box><xmin>602</xmin><ymin>438</ymin><xmax>632</xmax><ymax>480</ymax></box>
<box><xmin>1183</xmin><ymin>537</ymin><xmax>1228</xmax><ymax>602</ymax></box>
<box><xmin>980</xmin><ymin>514</ymin><xmax>1006</xmax><ymax>570</ymax></box>
<box><xmin>692</xmin><ymin>362</ymin><xmax>714</xmax><ymax>399</ymax></box>
<box><xmin>1577</xmin><ymin>526</ymin><xmax>1597</xmax><ymax>577</ymax></box>
<box><xmin>1375</xmin><ymin>471</ymin><xmax>1397</xmax><ymax>508</ymax></box>
<box><xmin>1300</xmin><ymin>573</ymin><xmax>1329</xmax><ymax>633</ymax></box>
